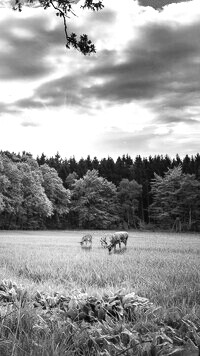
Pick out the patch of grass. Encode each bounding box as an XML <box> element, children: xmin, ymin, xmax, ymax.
<box><xmin>0</xmin><ymin>231</ymin><xmax>199</xmax><ymax>305</ymax></box>
<box><xmin>0</xmin><ymin>230</ymin><xmax>199</xmax><ymax>355</ymax></box>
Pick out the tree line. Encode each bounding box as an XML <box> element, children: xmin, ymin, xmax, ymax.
<box><xmin>1</xmin><ymin>150</ymin><xmax>200</xmax><ymax>231</ymax></box>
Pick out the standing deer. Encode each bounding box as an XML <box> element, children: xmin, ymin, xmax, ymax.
<box><xmin>106</xmin><ymin>231</ymin><xmax>128</xmax><ymax>253</ymax></box>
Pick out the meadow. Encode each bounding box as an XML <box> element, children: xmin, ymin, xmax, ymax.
<box><xmin>0</xmin><ymin>230</ymin><xmax>199</xmax><ymax>355</ymax></box>
<box><xmin>0</xmin><ymin>230</ymin><xmax>199</xmax><ymax>306</ymax></box>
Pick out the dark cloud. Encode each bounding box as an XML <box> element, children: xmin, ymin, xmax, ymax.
<box><xmin>0</xmin><ymin>14</ymin><xmax>65</xmax><ymax>80</ymax></box>
<box><xmin>0</xmin><ymin>102</ymin><xmax>21</xmax><ymax>116</ymax></box>
<box><xmin>0</xmin><ymin>52</ymin><xmax>51</xmax><ymax>80</ymax></box>
<box><xmin>0</xmin><ymin>1</ymin><xmax>199</xmax><ymax>159</ymax></box>
<box><xmin>3</xmin><ymin>5</ymin><xmax>200</xmax><ymax>129</ymax></box>
<box><xmin>158</xmin><ymin>115</ymin><xmax>200</xmax><ymax>124</ymax></box>
<box><xmin>36</xmin><ymin>76</ymin><xmax>82</xmax><ymax>107</ymax></box>
<box><xmin>93</xmin><ymin>21</ymin><xmax>200</xmax><ymax>122</ymax></box>
<box><xmin>87</xmin><ymin>23</ymin><xmax>200</xmax><ymax>95</ymax></box>
<box><xmin>138</xmin><ymin>0</ymin><xmax>192</xmax><ymax>10</ymax></box>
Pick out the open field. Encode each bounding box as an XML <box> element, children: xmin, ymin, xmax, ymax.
<box><xmin>0</xmin><ymin>230</ymin><xmax>200</xmax><ymax>355</ymax></box>
<box><xmin>0</xmin><ymin>230</ymin><xmax>199</xmax><ymax>307</ymax></box>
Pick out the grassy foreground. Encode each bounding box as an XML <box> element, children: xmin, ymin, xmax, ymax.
<box><xmin>0</xmin><ymin>230</ymin><xmax>199</xmax><ymax>355</ymax></box>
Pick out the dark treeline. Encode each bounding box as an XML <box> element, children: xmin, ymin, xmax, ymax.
<box><xmin>37</xmin><ymin>152</ymin><xmax>200</xmax><ymax>224</ymax></box>
<box><xmin>1</xmin><ymin>150</ymin><xmax>200</xmax><ymax>231</ymax></box>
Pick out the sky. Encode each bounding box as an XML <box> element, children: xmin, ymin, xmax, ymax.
<box><xmin>0</xmin><ymin>0</ymin><xmax>200</xmax><ymax>160</ymax></box>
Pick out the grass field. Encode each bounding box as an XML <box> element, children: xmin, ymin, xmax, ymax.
<box><xmin>0</xmin><ymin>230</ymin><xmax>199</xmax><ymax>307</ymax></box>
<box><xmin>0</xmin><ymin>230</ymin><xmax>199</xmax><ymax>355</ymax></box>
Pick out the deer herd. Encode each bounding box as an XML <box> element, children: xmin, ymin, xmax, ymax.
<box><xmin>80</xmin><ymin>231</ymin><xmax>128</xmax><ymax>254</ymax></box>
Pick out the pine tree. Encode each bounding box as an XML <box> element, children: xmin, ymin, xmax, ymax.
<box><xmin>118</xmin><ymin>178</ymin><xmax>142</xmax><ymax>229</ymax></box>
<box><xmin>149</xmin><ymin>165</ymin><xmax>200</xmax><ymax>231</ymax></box>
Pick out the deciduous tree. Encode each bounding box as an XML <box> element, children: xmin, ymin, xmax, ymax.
<box><xmin>70</xmin><ymin>169</ymin><xmax>120</xmax><ymax>229</ymax></box>
<box><xmin>40</xmin><ymin>163</ymin><xmax>71</xmax><ymax>216</ymax></box>
<box><xmin>0</xmin><ymin>153</ymin><xmax>54</xmax><ymax>229</ymax></box>
<box><xmin>18</xmin><ymin>161</ymin><xmax>53</xmax><ymax>228</ymax></box>
<box><xmin>0</xmin><ymin>154</ymin><xmax>23</xmax><ymax>228</ymax></box>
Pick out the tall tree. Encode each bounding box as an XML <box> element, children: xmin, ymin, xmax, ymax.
<box><xmin>92</xmin><ymin>156</ymin><xmax>99</xmax><ymax>171</ymax></box>
<box><xmin>149</xmin><ymin>165</ymin><xmax>200</xmax><ymax>231</ymax></box>
<box><xmin>40</xmin><ymin>164</ymin><xmax>71</xmax><ymax>219</ymax></box>
<box><xmin>37</xmin><ymin>153</ymin><xmax>47</xmax><ymax>166</ymax></box>
<box><xmin>70</xmin><ymin>169</ymin><xmax>120</xmax><ymax>229</ymax></box>
<box><xmin>0</xmin><ymin>154</ymin><xmax>23</xmax><ymax>228</ymax></box>
<box><xmin>18</xmin><ymin>161</ymin><xmax>53</xmax><ymax>228</ymax></box>
<box><xmin>150</xmin><ymin>165</ymin><xmax>184</xmax><ymax>229</ymax></box>
<box><xmin>177</xmin><ymin>174</ymin><xmax>200</xmax><ymax>230</ymax></box>
<box><xmin>0</xmin><ymin>154</ymin><xmax>54</xmax><ymax>229</ymax></box>
<box><xmin>117</xmin><ymin>178</ymin><xmax>142</xmax><ymax>229</ymax></box>
<box><xmin>99</xmin><ymin>157</ymin><xmax>116</xmax><ymax>183</ymax></box>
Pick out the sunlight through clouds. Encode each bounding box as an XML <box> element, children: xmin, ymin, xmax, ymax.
<box><xmin>0</xmin><ymin>0</ymin><xmax>199</xmax><ymax>159</ymax></box>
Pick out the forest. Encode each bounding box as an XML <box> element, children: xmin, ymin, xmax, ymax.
<box><xmin>1</xmin><ymin>150</ymin><xmax>200</xmax><ymax>231</ymax></box>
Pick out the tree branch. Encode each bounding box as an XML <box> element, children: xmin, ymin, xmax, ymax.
<box><xmin>11</xmin><ymin>0</ymin><xmax>104</xmax><ymax>55</ymax></box>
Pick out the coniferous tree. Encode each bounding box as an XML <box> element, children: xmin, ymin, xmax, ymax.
<box><xmin>149</xmin><ymin>165</ymin><xmax>200</xmax><ymax>231</ymax></box>
<box><xmin>77</xmin><ymin>158</ymin><xmax>88</xmax><ymax>177</ymax></box>
<box><xmin>92</xmin><ymin>156</ymin><xmax>100</xmax><ymax>171</ymax></box>
<box><xmin>150</xmin><ymin>165</ymin><xmax>184</xmax><ymax>229</ymax></box>
<box><xmin>37</xmin><ymin>153</ymin><xmax>47</xmax><ymax>166</ymax></box>
<box><xmin>99</xmin><ymin>157</ymin><xmax>116</xmax><ymax>183</ymax></box>
<box><xmin>118</xmin><ymin>179</ymin><xmax>142</xmax><ymax>229</ymax></box>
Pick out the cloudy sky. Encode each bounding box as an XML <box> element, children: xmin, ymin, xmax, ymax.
<box><xmin>0</xmin><ymin>0</ymin><xmax>199</xmax><ymax>160</ymax></box>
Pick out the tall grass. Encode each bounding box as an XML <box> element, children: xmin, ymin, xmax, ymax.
<box><xmin>0</xmin><ymin>230</ymin><xmax>199</xmax><ymax>355</ymax></box>
<box><xmin>0</xmin><ymin>230</ymin><xmax>199</xmax><ymax>306</ymax></box>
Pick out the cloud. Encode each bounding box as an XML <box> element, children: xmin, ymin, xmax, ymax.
<box><xmin>21</xmin><ymin>121</ymin><xmax>40</xmax><ymax>127</ymax></box>
<box><xmin>94</xmin><ymin>125</ymin><xmax>178</xmax><ymax>157</ymax></box>
<box><xmin>161</xmin><ymin>117</ymin><xmax>200</xmax><ymax>124</ymax></box>
<box><xmin>87</xmin><ymin>18</ymin><xmax>200</xmax><ymax>124</ymax></box>
<box><xmin>83</xmin><ymin>8</ymin><xmax>117</xmax><ymax>24</ymax></box>
<box><xmin>0</xmin><ymin>10</ymin><xmax>65</xmax><ymax>80</ymax></box>
<box><xmin>138</xmin><ymin>0</ymin><xmax>193</xmax><ymax>10</ymax></box>
<box><xmin>0</xmin><ymin>102</ymin><xmax>21</xmax><ymax>116</ymax></box>
<box><xmin>1</xmin><ymin>0</ymin><xmax>200</xmax><ymax>130</ymax></box>
<box><xmin>95</xmin><ymin>121</ymin><xmax>200</xmax><ymax>158</ymax></box>
<box><xmin>8</xmin><ymin>13</ymin><xmax>200</xmax><ymax>130</ymax></box>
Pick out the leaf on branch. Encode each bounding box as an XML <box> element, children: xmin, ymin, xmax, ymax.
<box><xmin>81</xmin><ymin>0</ymin><xmax>104</xmax><ymax>11</ymax></box>
<box><xmin>12</xmin><ymin>0</ymin><xmax>22</xmax><ymax>11</ymax></box>
<box><xmin>66</xmin><ymin>33</ymin><xmax>96</xmax><ymax>55</ymax></box>
<box><xmin>11</xmin><ymin>0</ymin><xmax>102</xmax><ymax>55</ymax></box>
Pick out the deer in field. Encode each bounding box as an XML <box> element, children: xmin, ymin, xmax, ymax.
<box><xmin>103</xmin><ymin>232</ymin><xmax>128</xmax><ymax>254</ymax></box>
<box><xmin>80</xmin><ymin>234</ymin><xmax>93</xmax><ymax>247</ymax></box>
